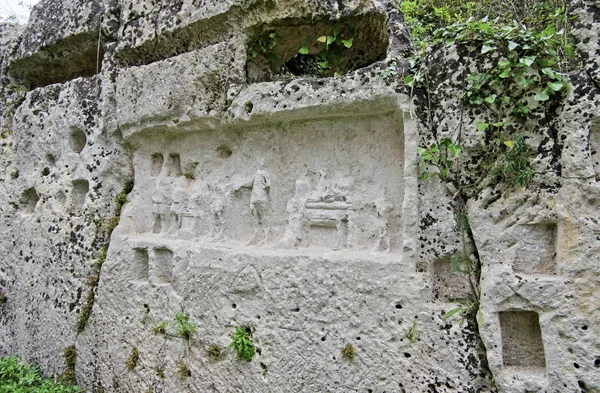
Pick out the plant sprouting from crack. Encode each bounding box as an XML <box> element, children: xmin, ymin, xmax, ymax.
<box><xmin>228</xmin><ymin>326</ymin><xmax>255</xmax><ymax>361</ymax></box>
<box><xmin>341</xmin><ymin>343</ymin><xmax>356</xmax><ymax>361</ymax></box>
<box><xmin>173</xmin><ymin>313</ymin><xmax>195</xmax><ymax>339</ymax></box>
<box><xmin>405</xmin><ymin>319</ymin><xmax>422</xmax><ymax>343</ymax></box>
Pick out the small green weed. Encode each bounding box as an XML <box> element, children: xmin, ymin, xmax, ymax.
<box><xmin>153</xmin><ymin>321</ymin><xmax>167</xmax><ymax>335</ymax></box>
<box><xmin>228</xmin><ymin>326</ymin><xmax>255</xmax><ymax>361</ymax></box>
<box><xmin>173</xmin><ymin>313</ymin><xmax>196</xmax><ymax>339</ymax></box>
<box><xmin>125</xmin><ymin>346</ymin><xmax>139</xmax><ymax>371</ymax></box>
<box><xmin>405</xmin><ymin>320</ymin><xmax>422</xmax><ymax>343</ymax></box>
<box><xmin>341</xmin><ymin>344</ymin><xmax>356</xmax><ymax>361</ymax></box>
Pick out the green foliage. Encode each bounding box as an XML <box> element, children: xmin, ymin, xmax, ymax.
<box><xmin>75</xmin><ymin>244</ymin><xmax>109</xmax><ymax>333</ymax></box>
<box><xmin>293</xmin><ymin>28</ymin><xmax>354</xmax><ymax>77</ymax></box>
<box><xmin>341</xmin><ymin>344</ymin><xmax>356</xmax><ymax>361</ymax></box>
<box><xmin>418</xmin><ymin>138</ymin><xmax>461</xmax><ymax>181</ymax></box>
<box><xmin>173</xmin><ymin>313</ymin><xmax>196</xmax><ymax>339</ymax></box>
<box><xmin>251</xmin><ymin>31</ymin><xmax>278</xmax><ymax>61</ymax></box>
<box><xmin>405</xmin><ymin>319</ymin><xmax>422</xmax><ymax>343</ymax></box>
<box><xmin>0</xmin><ymin>356</ymin><xmax>81</xmax><ymax>392</ymax></box>
<box><xmin>442</xmin><ymin>293</ymin><xmax>479</xmax><ymax>322</ymax></box>
<box><xmin>228</xmin><ymin>326</ymin><xmax>255</xmax><ymax>362</ymax></box>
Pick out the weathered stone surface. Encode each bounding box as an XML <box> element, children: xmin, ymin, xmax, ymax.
<box><xmin>1</xmin><ymin>0</ymin><xmax>600</xmax><ymax>392</ymax></box>
<box><xmin>7</xmin><ymin>0</ymin><xmax>104</xmax><ymax>88</ymax></box>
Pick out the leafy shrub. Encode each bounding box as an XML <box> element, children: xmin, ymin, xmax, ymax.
<box><xmin>0</xmin><ymin>356</ymin><xmax>81</xmax><ymax>392</ymax></box>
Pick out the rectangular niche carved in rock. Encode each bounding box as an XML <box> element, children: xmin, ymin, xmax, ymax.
<box><xmin>432</xmin><ymin>257</ymin><xmax>470</xmax><ymax>301</ymax></box>
<box><xmin>130</xmin><ymin>113</ymin><xmax>405</xmax><ymax>254</ymax></box>
<box><xmin>512</xmin><ymin>223</ymin><xmax>557</xmax><ymax>275</ymax></box>
<box><xmin>590</xmin><ymin>119</ymin><xmax>600</xmax><ymax>180</ymax></box>
<box><xmin>131</xmin><ymin>248</ymin><xmax>149</xmax><ymax>282</ymax></box>
<box><xmin>499</xmin><ymin>311</ymin><xmax>546</xmax><ymax>368</ymax></box>
<box><xmin>150</xmin><ymin>247</ymin><xmax>173</xmax><ymax>285</ymax></box>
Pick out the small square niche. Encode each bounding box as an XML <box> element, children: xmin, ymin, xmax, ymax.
<box><xmin>499</xmin><ymin>311</ymin><xmax>546</xmax><ymax>369</ymax></box>
<box><xmin>432</xmin><ymin>257</ymin><xmax>470</xmax><ymax>301</ymax></box>
<box><xmin>512</xmin><ymin>223</ymin><xmax>557</xmax><ymax>275</ymax></box>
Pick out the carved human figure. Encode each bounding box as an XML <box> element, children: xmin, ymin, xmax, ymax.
<box><xmin>151</xmin><ymin>177</ymin><xmax>173</xmax><ymax>234</ymax></box>
<box><xmin>246</xmin><ymin>161</ymin><xmax>271</xmax><ymax>246</ymax></box>
<box><xmin>182</xmin><ymin>175</ymin><xmax>210</xmax><ymax>236</ymax></box>
<box><xmin>373</xmin><ymin>190</ymin><xmax>393</xmax><ymax>252</ymax></box>
<box><xmin>168</xmin><ymin>176</ymin><xmax>190</xmax><ymax>235</ymax></box>
<box><xmin>206</xmin><ymin>186</ymin><xmax>227</xmax><ymax>241</ymax></box>
<box><xmin>279</xmin><ymin>180</ymin><xmax>311</xmax><ymax>248</ymax></box>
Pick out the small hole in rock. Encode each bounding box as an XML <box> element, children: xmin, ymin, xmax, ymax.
<box><xmin>217</xmin><ymin>145</ymin><xmax>232</xmax><ymax>159</ymax></box>
<box><xmin>232</xmin><ymin>303</ymin><xmax>236</xmax><ymax>309</ymax></box>
<box><xmin>69</xmin><ymin>127</ymin><xmax>87</xmax><ymax>153</ymax></box>
<box><xmin>395</xmin><ymin>304</ymin><xmax>402</xmax><ymax>309</ymax></box>
<box><xmin>404</xmin><ymin>353</ymin><xmax>411</xmax><ymax>358</ymax></box>
<box><xmin>41</xmin><ymin>167</ymin><xmax>50</xmax><ymax>176</ymax></box>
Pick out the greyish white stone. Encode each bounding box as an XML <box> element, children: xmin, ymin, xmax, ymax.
<box><xmin>1</xmin><ymin>0</ymin><xmax>600</xmax><ymax>392</ymax></box>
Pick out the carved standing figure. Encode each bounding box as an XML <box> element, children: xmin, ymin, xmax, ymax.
<box><xmin>246</xmin><ymin>160</ymin><xmax>271</xmax><ymax>246</ymax></box>
<box><xmin>168</xmin><ymin>176</ymin><xmax>190</xmax><ymax>235</ymax></box>
<box><xmin>279</xmin><ymin>179</ymin><xmax>310</xmax><ymax>248</ymax></box>
<box><xmin>207</xmin><ymin>185</ymin><xmax>227</xmax><ymax>241</ymax></box>
<box><xmin>151</xmin><ymin>177</ymin><xmax>173</xmax><ymax>234</ymax></box>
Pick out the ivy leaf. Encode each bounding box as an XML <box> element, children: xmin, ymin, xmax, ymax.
<box><xmin>533</xmin><ymin>89</ymin><xmax>550</xmax><ymax>102</ymax></box>
<box><xmin>448</xmin><ymin>144</ymin><xmax>461</xmax><ymax>157</ymax></box>
<box><xmin>499</xmin><ymin>67</ymin><xmax>511</xmax><ymax>78</ymax></box>
<box><xmin>404</xmin><ymin>75</ymin><xmax>415</xmax><ymax>87</ymax></box>
<box><xmin>317</xmin><ymin>36</ymin><xmax>327</xmax><ymax>43</ymax></box>
<box><xmin>268</xmin><ymin>32</ymin><xmax>277</xmax><ymax>39</ymax></box>
<box><xmin>484</xmin><ymin>94</ymin><xmax>497</xmax><ymax>104</ymax></box>
<box><xmin>341</xmin><ymin>38</ymin><xmax>353</xmax><ymax>48</ymax></box>
<box><xmin>326</xmin><ymin>35</ymin><xmax>336</xmax><ymax>46</ymax></box>
<box><xmin>541</xmin><ymin>68</ymin><xmax>562</xmax><ymax>81</ymax></box>
<box><xmin>501</xmin><ymin>96</ymin><xmax>511</xmax><ymax>104</ymax></box>
<box><xmin>519</xmin><ymin>56</ymin><xmax>536</xmax><ymax>67</ymax></box>
<box><xmin>445</xmin><ymin>38</ymin><xmax>455</xmax><ymax>46</ymax></box>
<box><xmin>503</xmin><ymin>140</ymin><xmax>515</xmax><ymax>149</ymax></box>
<box><xmin>422</xmin><ymin>172</ymin><xmax>430</xmax><ymax>180</ymax></box>
<box><xmin>417</xmin><ymin>146</ymin><xmax>427</xmax><ymax>156</ymax></box>
<box><xmin>442</xmin><ymin>307</ymin><xmax>463</xmax><ymax>321</ymax></box>
<box><xmin>251</xmin><ymin>51</ymin><xmax>259</xmax><ymax>58</ymax></box>
<box><xmin>481</xmin><ymin>44</ymin><xmax>496</xmax><ymax>54</ymax></box>
<box><xmin>477</xmin><ymin>122</ymin><xmax>489</xmax><ymax>132</ymax></box>
<box><xmin>548</xmin><ymin>81</ymin><xmax>563</xmax><ymax>92</ymax></box>
<box><xmin>319</xmin><ymin>60</ymin><xmax>329</xmax><ymax>69</ymax></box>
<box><xmin>492</xmin><ymin>121</ymin><xmax>504</xmax><ymax>127</ymax></box>
<box><xmin>498</xmin><ymin>59</ymin><xmax>511</xmax><ymax>68</ymax></box>
<box><xmin>298</xmin><ymin>45</ymin><xmax>309</xmax><ymax>54</ymax></box>
<box><xmin>519</xmin><ymin>77</ymin><xmax>536</xmax><ymax>88</ymax></box>
<box><xmin>333</xmin><ymin>28</ymin><xmax>340</xmax><ymax>38</ymax></box>
<box><xmin>471</xmin><ymin>96</ymin><xmax>484</xmax><ymax>105</ymax></box>
<box><xmin>507</xmin><ymin>40</ymin><xmax>519</xmax><ymax>51</ymax></box>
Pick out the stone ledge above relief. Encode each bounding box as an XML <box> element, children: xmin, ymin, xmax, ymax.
<box><xmin>119</xmin><ymin>111</ymin><xmax>411</xmax><ymax>261</ymax></box>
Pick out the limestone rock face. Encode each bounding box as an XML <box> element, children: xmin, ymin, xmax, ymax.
<box><xmin>0</xmin><ymin>0</ymin><xmax>599</xmax><ymax>392</ymax></box>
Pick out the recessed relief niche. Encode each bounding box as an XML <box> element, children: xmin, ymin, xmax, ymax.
<box><xmin>150</xmin><ymin>247</ymin><xmax>173</xmax><ymax>285</ymax></box>
<box><xmin>131</xmin><ymin>248</ymin><xmax>149</xmax><ymax>282</ymax></box>
<box><xmin>500</xmin><ymin>310</ymin><xmax>546</xmax><ymax>369</ymax></box>
<box><xmin>129</xmin><ymin>113</ymin><xmax>404</xmax><ymax>254</ymax></box>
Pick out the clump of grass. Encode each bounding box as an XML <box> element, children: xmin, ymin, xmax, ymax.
<box><xmin>174</xmin><ymin>361</ymin><xmax>191</xmax><ymax>379</ymax></box>
<box><xmin>153</xmin><ymin>321</ymin><xmax>167</xmax><ymax>335</ymax></box>
<box><xmin>207</xmin><ymin>345</ymin><xmax>223</xmax><ymax>361</ymax></box>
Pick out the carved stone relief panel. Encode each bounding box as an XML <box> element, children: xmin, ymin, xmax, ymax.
<box><xmin>128</xmin><ymin>113</ymin><xmax>404</xmax><ymax>254</ymax></box>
